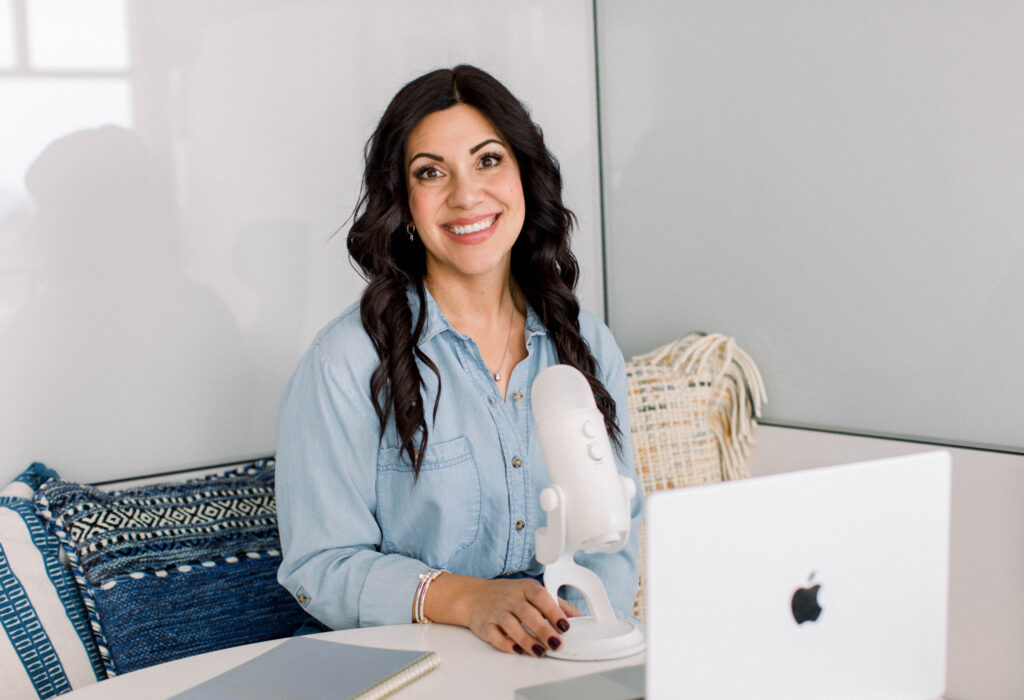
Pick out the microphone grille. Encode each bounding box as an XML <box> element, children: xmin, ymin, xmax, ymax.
<box><xmin>531</xmin><ymin>365</ymin><xmax>598</xmax><ymax>424</ymax></box>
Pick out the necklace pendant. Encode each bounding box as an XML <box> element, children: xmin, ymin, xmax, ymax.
<box><xmin>494</xmin><ymin>371</ymin><xmax>502</xmax><ymax>381</ymax></box>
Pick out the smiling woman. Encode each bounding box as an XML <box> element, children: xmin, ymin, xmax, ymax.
<box><xmin>405</xmin><ymin>104</ymin><xmax>526</xmax><ymax>288</ymax></box>
<box><xmin>274</xmin><ymin>65</ymin><xmax>642</xmax><ymax>660</ymax></box>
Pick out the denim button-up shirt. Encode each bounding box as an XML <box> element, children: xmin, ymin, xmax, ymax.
<box><xmin>276</xmin><ymin>287</ymin><xmax>642</xmax><ymax>629</ymax></box>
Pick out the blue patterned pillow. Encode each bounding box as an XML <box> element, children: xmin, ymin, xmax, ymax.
<box><xmin>1</xmin><ymin>463</ymin><xmax>106</xmax><ymax>699</ymax></box>
<box><xmin>34</xmin><ymin>460</ymin><xmax>313</xmax><ymax>676</ymax></box>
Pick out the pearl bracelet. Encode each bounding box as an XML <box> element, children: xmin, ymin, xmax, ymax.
<box><xmin>414</xmin><ymin>569</ymin><xmax>446</xmax><ymax>624</ymax></box>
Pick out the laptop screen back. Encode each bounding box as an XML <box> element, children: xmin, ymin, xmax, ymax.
<box><xmin>645</xmin><ymin>451</ymin><xmax>951</xmax><ymax>700</ymax></box>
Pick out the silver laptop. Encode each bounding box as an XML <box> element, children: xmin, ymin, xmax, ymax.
<box><xmin>645</xmin><ymin>450</ymin><xmax>951</xmax><ymax>700</ymax></box>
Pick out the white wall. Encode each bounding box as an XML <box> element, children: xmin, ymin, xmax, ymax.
<box><xmin>0</xmin><ymin>0</ymin><xmax>603</xmax><ymax>484</ymax></box>
<box><xmin>597</xmin><ymin>0</ymin><xmax>1024</xmax><ymax>452</ymax></box>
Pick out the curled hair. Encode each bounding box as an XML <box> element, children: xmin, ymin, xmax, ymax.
<box><xmin>347</xmin><ymin>64</ymin><xmax>620</xmax><ymax>476</ymax></box>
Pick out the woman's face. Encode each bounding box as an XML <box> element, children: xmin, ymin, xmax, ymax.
<box><xmin>405</xmin><ymin>104</ymin><xmax>526</xmax><ymax>286</ymax></box>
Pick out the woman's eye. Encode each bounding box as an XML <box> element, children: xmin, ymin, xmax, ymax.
<box><xmin>414</xmin><ymin>166</ymin><xmax>443</xmax><ymax>181</ymax></box>
<box><xmin>478</xmin><ymin>152</ymin><xmax>503</xmax><ymax>168</ymax></box>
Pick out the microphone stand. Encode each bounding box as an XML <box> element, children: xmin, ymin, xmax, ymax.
<box><xmin>532</xmin><ymin>365</ymin><xmax>646</xmax><ymax>661</ymax></box>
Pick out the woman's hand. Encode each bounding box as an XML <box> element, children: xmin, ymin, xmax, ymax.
<box><xmin>423</xmin><ymin>573</ymin><xmax>580</xmax><ymax>656</ymax></box>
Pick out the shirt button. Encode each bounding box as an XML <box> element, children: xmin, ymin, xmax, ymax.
<box><xmin>515</xmin><ymin>520</ymin><xmax>525</xmax><ymax>531</ymax></box>
<box><xmin>512</xmin><ymin>391</ymin><xmax>524</xmax><ymax>402</ymax></box>
<box><xmin>512</xmin><ymin>457</ymin><xmax>523</xmax><ymax>468</ymax></box>
<box><xmin>297</xmin><ymin>593</ymin><xmax>309</xmax><ymax>604</ymax></box>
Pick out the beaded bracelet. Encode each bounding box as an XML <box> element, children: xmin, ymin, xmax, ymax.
<box><xmin>414</xmin><ymin>569</ymin><xmax>446</xmax><ymax>624</ymax></box>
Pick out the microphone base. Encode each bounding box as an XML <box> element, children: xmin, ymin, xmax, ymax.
<box><xmin>546</xmin><ymin>616</ymin><xmax>645</xmax><ymax>661</ymax></box>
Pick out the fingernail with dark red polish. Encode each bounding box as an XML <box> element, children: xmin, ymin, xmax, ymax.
<box><xmin>557</xmin><ymin>619</ymin><xmax>570</xmax><ymax>632</ymax></box>
<box><xmin>513</xmin><ymin>644</ymin><xmax>525</xmax><ymax>655</ymax></box>
<box><xmin>532</xmin><ymin>644</ymin><xmax>545</xmax><ymax>657</ymax></box>
<box><xmin>548</xmin><ymin>637</ymin><xmax>561</xmax><ymax>650</ymax></box>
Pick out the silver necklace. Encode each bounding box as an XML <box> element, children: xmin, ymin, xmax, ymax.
<box><xmin>491</xmin><ymin>303</ymin><xmax>516</xmax><ymax>382</ymax></box>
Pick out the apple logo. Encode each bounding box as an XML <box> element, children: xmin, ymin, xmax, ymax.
<box><xmin>791</xmin><ymin>572</ymin><xmax>823</xmax><ymax>624</ymax></box>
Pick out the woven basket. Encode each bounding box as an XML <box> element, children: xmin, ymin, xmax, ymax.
<box><xmin>626</xmin><ymin>332</ymin><xmax>766</xmax><ymax>620</ymax></box>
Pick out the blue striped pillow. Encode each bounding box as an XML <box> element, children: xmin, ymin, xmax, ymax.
<box><xmin>34</xmin><ymin>459</ymin><xmax>312</xmax><ymax>676</ymax></box>
<box><xmin>0</xmin><ymin>464</ymin><xmax>106</xmax><ymax>699</ymax></box>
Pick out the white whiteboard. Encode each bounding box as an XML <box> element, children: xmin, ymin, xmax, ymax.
<box><xmin>597</xmin><ymin>1</ymin><xmax>1024</xmax><ymax>452</ymax></box>
<box><xmin>0</xmin><ymin>0</ymin><xmax>603</xmax><ymax>483</ymax></box>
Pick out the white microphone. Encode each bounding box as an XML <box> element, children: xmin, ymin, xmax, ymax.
<box><xmin>532</xmin><ymin>364</ymin><xmax>645</xmax><ymax>661</ymax></box>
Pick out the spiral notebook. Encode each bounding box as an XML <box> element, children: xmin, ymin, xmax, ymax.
<box><xmin>171</xmin><ymin>637</ymin><xmax>440</xmax><ymax>700</ymax></box>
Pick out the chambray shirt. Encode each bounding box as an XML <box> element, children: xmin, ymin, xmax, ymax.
<box><xmin>275</xmin><ymin>287</ymin><xmax>642</xmax><ymax>629</ymax></box>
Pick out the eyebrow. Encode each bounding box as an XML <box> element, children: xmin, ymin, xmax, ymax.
<box><xmin>469</xmin><ymin>138</ymin><xmax>503</xmax><ymax>154</ymax></box>
<box><xmin>408</xmin><ymin>151</ymin><xmax>444</xmax><ymax>166</ymax></box>
<box><xmin>408</xmin><ymin>138</ymin><xmax>505</xmax><ymax>168</ymax></box>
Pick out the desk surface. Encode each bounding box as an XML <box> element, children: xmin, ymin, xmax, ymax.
<box><xmin>64</xmin><ymin>623</ymin><xmax>644</xmax><ymax>699</ymax></box>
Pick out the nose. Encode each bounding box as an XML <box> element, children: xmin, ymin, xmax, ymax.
<box><xmin>446</xmin><ymin>172</ymin><xmax>484</xmax><ymax>210</ymax></box>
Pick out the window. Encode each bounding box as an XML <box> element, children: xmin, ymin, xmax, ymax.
<box><xmin>0</xmin><ymin>0</ymin><xmax>133</xmax><ymax>217</ymax></box>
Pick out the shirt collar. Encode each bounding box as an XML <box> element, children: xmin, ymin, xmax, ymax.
<box><xmin>523</xmin><ymin>304</ymin><xmax>547</xmax><ymax>341</ymax></box>
<box><xmin>406</xmin><ymin>284</ymin><xmax>548</xmax><ymax>347</ymax></box>
<box><xmin>405</xmin><ymin>284</ymin><xmax>450</xmax><ymax>346</ymax></box>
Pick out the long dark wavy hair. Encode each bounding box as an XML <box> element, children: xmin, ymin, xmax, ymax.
<box><xmin>347</xmin><ymin>64</ymin><xmax>621</xmax><ymax>476</ymax></box>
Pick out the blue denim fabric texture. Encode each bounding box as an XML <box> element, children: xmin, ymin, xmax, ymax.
<box><xmin>275</xmin><ymin>286</ymin><xmax>642</xmax><ymax>629</ymax></box>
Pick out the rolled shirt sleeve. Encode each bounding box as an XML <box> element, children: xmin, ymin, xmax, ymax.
<box><xmin>276</xmin><ymin>329</ymin><xmax>429</xmax><ymax>628</ymax></box>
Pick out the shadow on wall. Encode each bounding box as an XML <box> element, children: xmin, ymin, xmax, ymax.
<box><xmin>0</xmin><ymin>125</ymin><xmax>255</xmax><ymax>479</ymax></box>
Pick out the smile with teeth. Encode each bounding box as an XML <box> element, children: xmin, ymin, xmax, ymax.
<box><xmin>443</xmin><ymin>214</ymin><xmax>498</xmax><ymax>235</ymax></box>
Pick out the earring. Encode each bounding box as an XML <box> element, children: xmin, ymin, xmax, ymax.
<box><xmin>407</xmin><ymin>223</ymin><xmax>416</xmax><ymax>241</ymax></box>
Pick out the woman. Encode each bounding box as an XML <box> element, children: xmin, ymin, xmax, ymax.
<box><xmin>276</xmin><ymin>65</ymin><xmax>641</xmax><ymax>658</ymax></box>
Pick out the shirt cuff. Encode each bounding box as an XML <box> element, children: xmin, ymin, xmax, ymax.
<box><xmin>358</xmin><ymin>553</ymin><xmax>432</xmax><ymax>627</ymax></box>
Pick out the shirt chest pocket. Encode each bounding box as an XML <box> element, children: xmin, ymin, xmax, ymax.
<box><xmin>376</xmin><ymin>435</ymin><xmax>481</xmax><ymax>569</ymax></box>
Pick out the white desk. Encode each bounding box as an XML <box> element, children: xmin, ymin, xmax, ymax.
<box><xmin>64</xmin><ymin>624</ymin><xmax>644</xmax><ymax>699</ymax></box>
